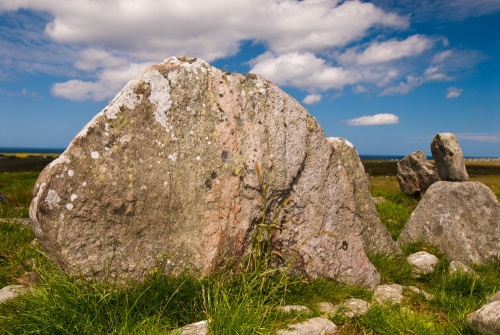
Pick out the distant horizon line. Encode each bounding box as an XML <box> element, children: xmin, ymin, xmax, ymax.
<box><xmin>1</xmin><ymin>147</ymin><xmax>499</xmax><ymax>160</ymax></box>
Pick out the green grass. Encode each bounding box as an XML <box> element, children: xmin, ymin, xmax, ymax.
<box><xmin>0</xmin><ymin>172</ymin><xmax>39</xmax><ymax>218</ymax></box>
<box><xmin>0</xmin><ymin>166</ymin><xmax>499</xmax><ymax>334</ymax></box>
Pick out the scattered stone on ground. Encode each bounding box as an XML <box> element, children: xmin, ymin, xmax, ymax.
<box><xmin>449</xmin><ymin>261</ymin><xmax>476</xmax><ymax>276</ymax></box>
<box><xmin>16</xmin><ymin>271</ymin><xmax>40</xmax><ymax>286</ymax></box>
<box><xmin>171</xmin><ymin>320</ymin><xmax>209</xmax><ymax>335</ymax></box>
<box><xmin>372</xmin><ymin>284</ymin><xmax>404</xmax><ymax>305</ymax></box>
<box><xmin>396</xmin><ymin>150</ymin><xmax>439</xmax><ymax>195</ymax></box>
<box><xmin>407</xmin><ymin>251</ymin><xmax>439</xmax><ymax>276</ymax></box>
<box><xmin>277</xmin><ymin>317</ymin><xmax>338</xmax><ymax>335</ymax></box>
<box><xmin>467</xmin><ymin>301</ymin><xmax>500</xmax><ymax>335</ymax></box>
<box><xmin>398</xmin><ymin>181</ymin><xmax>500</xmax><ymax>264</ymax></box>
<box><xmin>431</xmin><ymin>133</ymin><xmax>468</xmax><ymax>182</ymax></box>
<box><xmin>405</xmin><ymin>286</ymin><xmax>434</xmax><ymax>300</ymax></box>
<box><xmin>29</xmin><ymin>56</ymin><xmax>398</xmax><ymax>287</ymax></box>
<box><xmin>0</xmin><ymin>285</ymin><xmax>27</xmax><ymax>304</ymax></box>
<box><xmin>318</xmin><ymin>298</ymin><xmax>370</xmax><ymax>318</ymax></box>
<box><xmin>281</xmin><ymin>305</ymin><xmax>310</xmax><ymax>313</ymax></box>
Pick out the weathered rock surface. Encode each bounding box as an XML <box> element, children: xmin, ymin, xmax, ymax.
<box><xmin>397</xmin><ymin>150</ymin><xmax>439</xmax><ymax>195</ymax></box>
<box><xmin>0</xmin><ymin>285</ymin><xmax>27</xmax><ymax>304</ymax></box>
<box><xmin>373</xmin><ymin>284</ymin><xmax>404</xmax><ymax>304</ymax></box>
<box><xmin>319</xmin><ymin>298</ymin><xmax>370</xmax><ymax>318</ymax></box>
<box><xmin>277</xmin><ymin>317</ymin><xmax>337</xmax><ymax>335</ymax></box>
<box><xmin>449</xmin><ymin>261</ymin><xmax>476</xmax><ymax>276</ymax></box>
<box><xmin>171</xmin><ymin>320</ymin><xmax>209</xmax><ymax>335</ymax></box>
<box><xmin>407</xmin><ymin>251</ymin><xmax>439</xmax><ymax>276</ymax></box>
<box><xmin>281</xmin><ymin>305</ymin><xmax>310</xmax><ymax>313</ymax></box>
<box><xmin>327</xmin><ymin>137</ymin><xmax>401</xmax><ymax>258</ymax></box>
<box><xmin>398</xmin><ymin>181</ymin><xmax>500</xmax><ymax>264</ymax></box>
<box><xmin>431</xmin><ymin>133</ymin><xmax>468</xmax><ymax>181</ymax></box>
<box><xmin>490</xmin><ymin>291</ymin><xmax>500</xmax><ymax>304</ymax></box>
<box><xmin>30</xmin><ymin>57</ymin><xmax>397</xmax><ymax>287</ymax></box>
<box><xmin>467</xmin><ymin>301</ymin><xmax>500</xmax><ymax>335</ymax></box>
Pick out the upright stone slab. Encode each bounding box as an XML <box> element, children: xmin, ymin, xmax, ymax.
<box><xmin>431</xmin><ymin>133</ymin><xmax>468</xmax><ymax>181</ymax></box>
<box><xmin>397</xmin><ymin>150</ymin><xmax>439</xmax><ymax>195</ymax></box>
<box><xmin>30</xmin><ymin>57</ymin><xmax>396</xmax><ymax>287</ymax></box>
<box><xmin>398</xmin><ymin>181</ymin><xmax>500</xmax><ymax>264</ymax></box>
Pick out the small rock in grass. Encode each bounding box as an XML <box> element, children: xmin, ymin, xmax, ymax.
<box><xmin>405</xmin><ymin>286</ymin><xmax>434</xmax><ymax>300</ymax></box>
<box><xmin>407</xmin><ymin>251</ymin><xmax>439</xmax><ymax>276</ymax></box>
<box><xmin>280</xmin><ymin>305</ymin><xmax>310</xmax><ymax>313</ymax></box>
<box><xmin>0</xmin><ymin>285</ymin><xmax>27</xmax><ymax>304</ymax></box>
<box><xmin>318</xmin><ymin>298</ymin><xmax>370</xmax><ymax>318</ymax></box>
<box><xmin>171</xmin><ymin>320</ymin><xmax>209</xmax><ymax>335</ymax></box>
<box><xmin>373</xmin><ymin>284</ymin><xmax>404</xmax><ymax>305</ymax></box>
<box><xmin>449</xmin><ymin>261</ymin><xmax>476</xmax><ymax>276</ymax></box>
<box><xmin>277</xmin><ymin>317</ymin><xmax>338</xmax><ymax>335</ymax></box>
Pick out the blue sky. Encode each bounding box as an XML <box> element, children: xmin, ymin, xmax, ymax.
<box><xmin>1</xmin><ymin>0</ymin><xmax>499</xmax><ymax>157</ymax></box>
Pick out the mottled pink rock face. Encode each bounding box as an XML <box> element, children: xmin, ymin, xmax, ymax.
<box><xmin>30</xmin><ymin>57</ymin><xmax>398</xmax><ymax>288</ymax></box>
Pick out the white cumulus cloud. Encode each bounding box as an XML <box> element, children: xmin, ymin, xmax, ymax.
<box><xmin>341</xmin><ymin>34</ymin><xmax>434</xmax><ymax>65</ymax></box>
<box><xmin>346</xmin><ymin>113</ymin><xmax>399</xmax><ymax>126</ymax></box>
<box><xmin>446</xmin><ymin>87</ymin><xmax>463</xmax><ymax>98</ymax></box>
<box><xmin>250</xmin><ymin>52</ymin><xmax>360</xmax><ymax>91</ymax></box>
<box><xmin>302</xmin><ymin>94</ymin><xmax>321</xmax><ymax>105</ymax></box>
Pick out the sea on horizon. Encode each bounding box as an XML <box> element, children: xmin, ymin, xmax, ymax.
<box><xmin>0</xmin><ymin>147</ymin><xmax>497</xmax><ymax>161</ymax></box>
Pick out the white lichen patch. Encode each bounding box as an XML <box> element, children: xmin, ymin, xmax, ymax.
<box><xmin>66</xmin><ymin>203</ymin><xmax>73</xmax><ymax>211</ymax></box>
<box><xmin>91</xmin><ymin>151</ymin><xmax>100</xmax><ymax>159</ymax></box>
<box><xmin>254</xmin><ymin>76</ymin><xmax>267</xmax><ymax>94</ymax></box>
<box><xmin>105</xmin><ymin>79</ymin><xmax>141</xmax><ymax>120</ymax></box>
<box><xmin>82</xmin><ymin>181</ymin><xmax>87</xmax><ymax>187</ymax></box>
<box><xmin>68</xmin><ymin>170</ymin><xmax>74</xmax><ymax>177</ymax></box>
<box><xmin>196</xmin><ymin>156</ymin><xmax>201</xmax><ymax>161</ymax></box>
<box><xmin>120</xmin><ymin>135</ymin><xmax>131</xmax><ymax>143</ymax></box>
<box><xmin>142</xmin><ymin>69</ymin><xmax>172</xmax><ymax>133</ymax></box>
<box><xmin>168</xmin><ymin>153</ymin><xmax>178</xmax><ymax>162</ymax></box>
<box><xmin>46</xmin><ymin>190</ymin><xmax>61</xmax><ymax>210</ymax></box>
<box><xmin>70</xmin><ymin>194</ymin><xmax>78</xmax><ymax>202</ymax></box>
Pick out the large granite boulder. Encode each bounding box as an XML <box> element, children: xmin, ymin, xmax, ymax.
<box><xmin>398</xmin><ymin>181</ymin><xmax>500</xmax><ymax>264</ymax></box>
<box><xmin>397</xmin><ymin>150</ymin><xmax>439</xmax><ymax>195</ymax></box>
<box><xmin>30</xmin><ymin>57</ymin><xmax>398</xmax><ymax>287</ymax></box>
<box><xmin>431</xmin><ymin>133</ymin><xmax>468</xmax><ymax>181</ymax></box>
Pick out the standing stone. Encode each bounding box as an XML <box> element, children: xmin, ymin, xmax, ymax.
<box><xmin>30</xmin><ymin>57</ymin><xmax>397</xmax><ymax>288</ymax></box>
<box><xmin>431</xmin><ymin>133</ymin><xmax>468</xmax><ymax>181</ymax></box>
<box><xmin>398</xmin><ymin>181</ymin><xmax>500</xmax><ymax>264</ymax></box>
<box><xmin>397</xmin><ymin>151</ymin><xmax>439</xmax><ymax>195</ymax></box>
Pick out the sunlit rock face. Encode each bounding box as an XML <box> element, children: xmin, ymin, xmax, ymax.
<box><xmin>431</xmin><ymin>133</ymin><xmax>468</xmax><ymax>182</ymax></box>
<box><xmin>30</xmin><ymin>57</ymin><xmax>398</xmax><ymax>288</ymax></box>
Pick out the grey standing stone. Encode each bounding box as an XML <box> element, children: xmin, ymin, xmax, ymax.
<box><xmin>398</xmin><ymin>181</ymin><xmax>500</xmax><ymax>264</ymax></box>
<box><xmin>431</xmin><ymin>133</ymin><xmax>468</xmax><ymax>181</ymax></box>
<box><xmin>397</xmin><ymin>150</ymin><xmax>439</xmax><ymax>195</ymax></box>
<box><xmin>29</xmin><ymin>57</ymin><xmax>396</xmax><ymax>287</ymax></box>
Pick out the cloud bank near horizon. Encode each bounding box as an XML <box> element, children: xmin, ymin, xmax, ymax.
<box><xmin>0</xmin><ymin>0</ymin><xmax>492</xmax><ymax>102</ymax></box>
